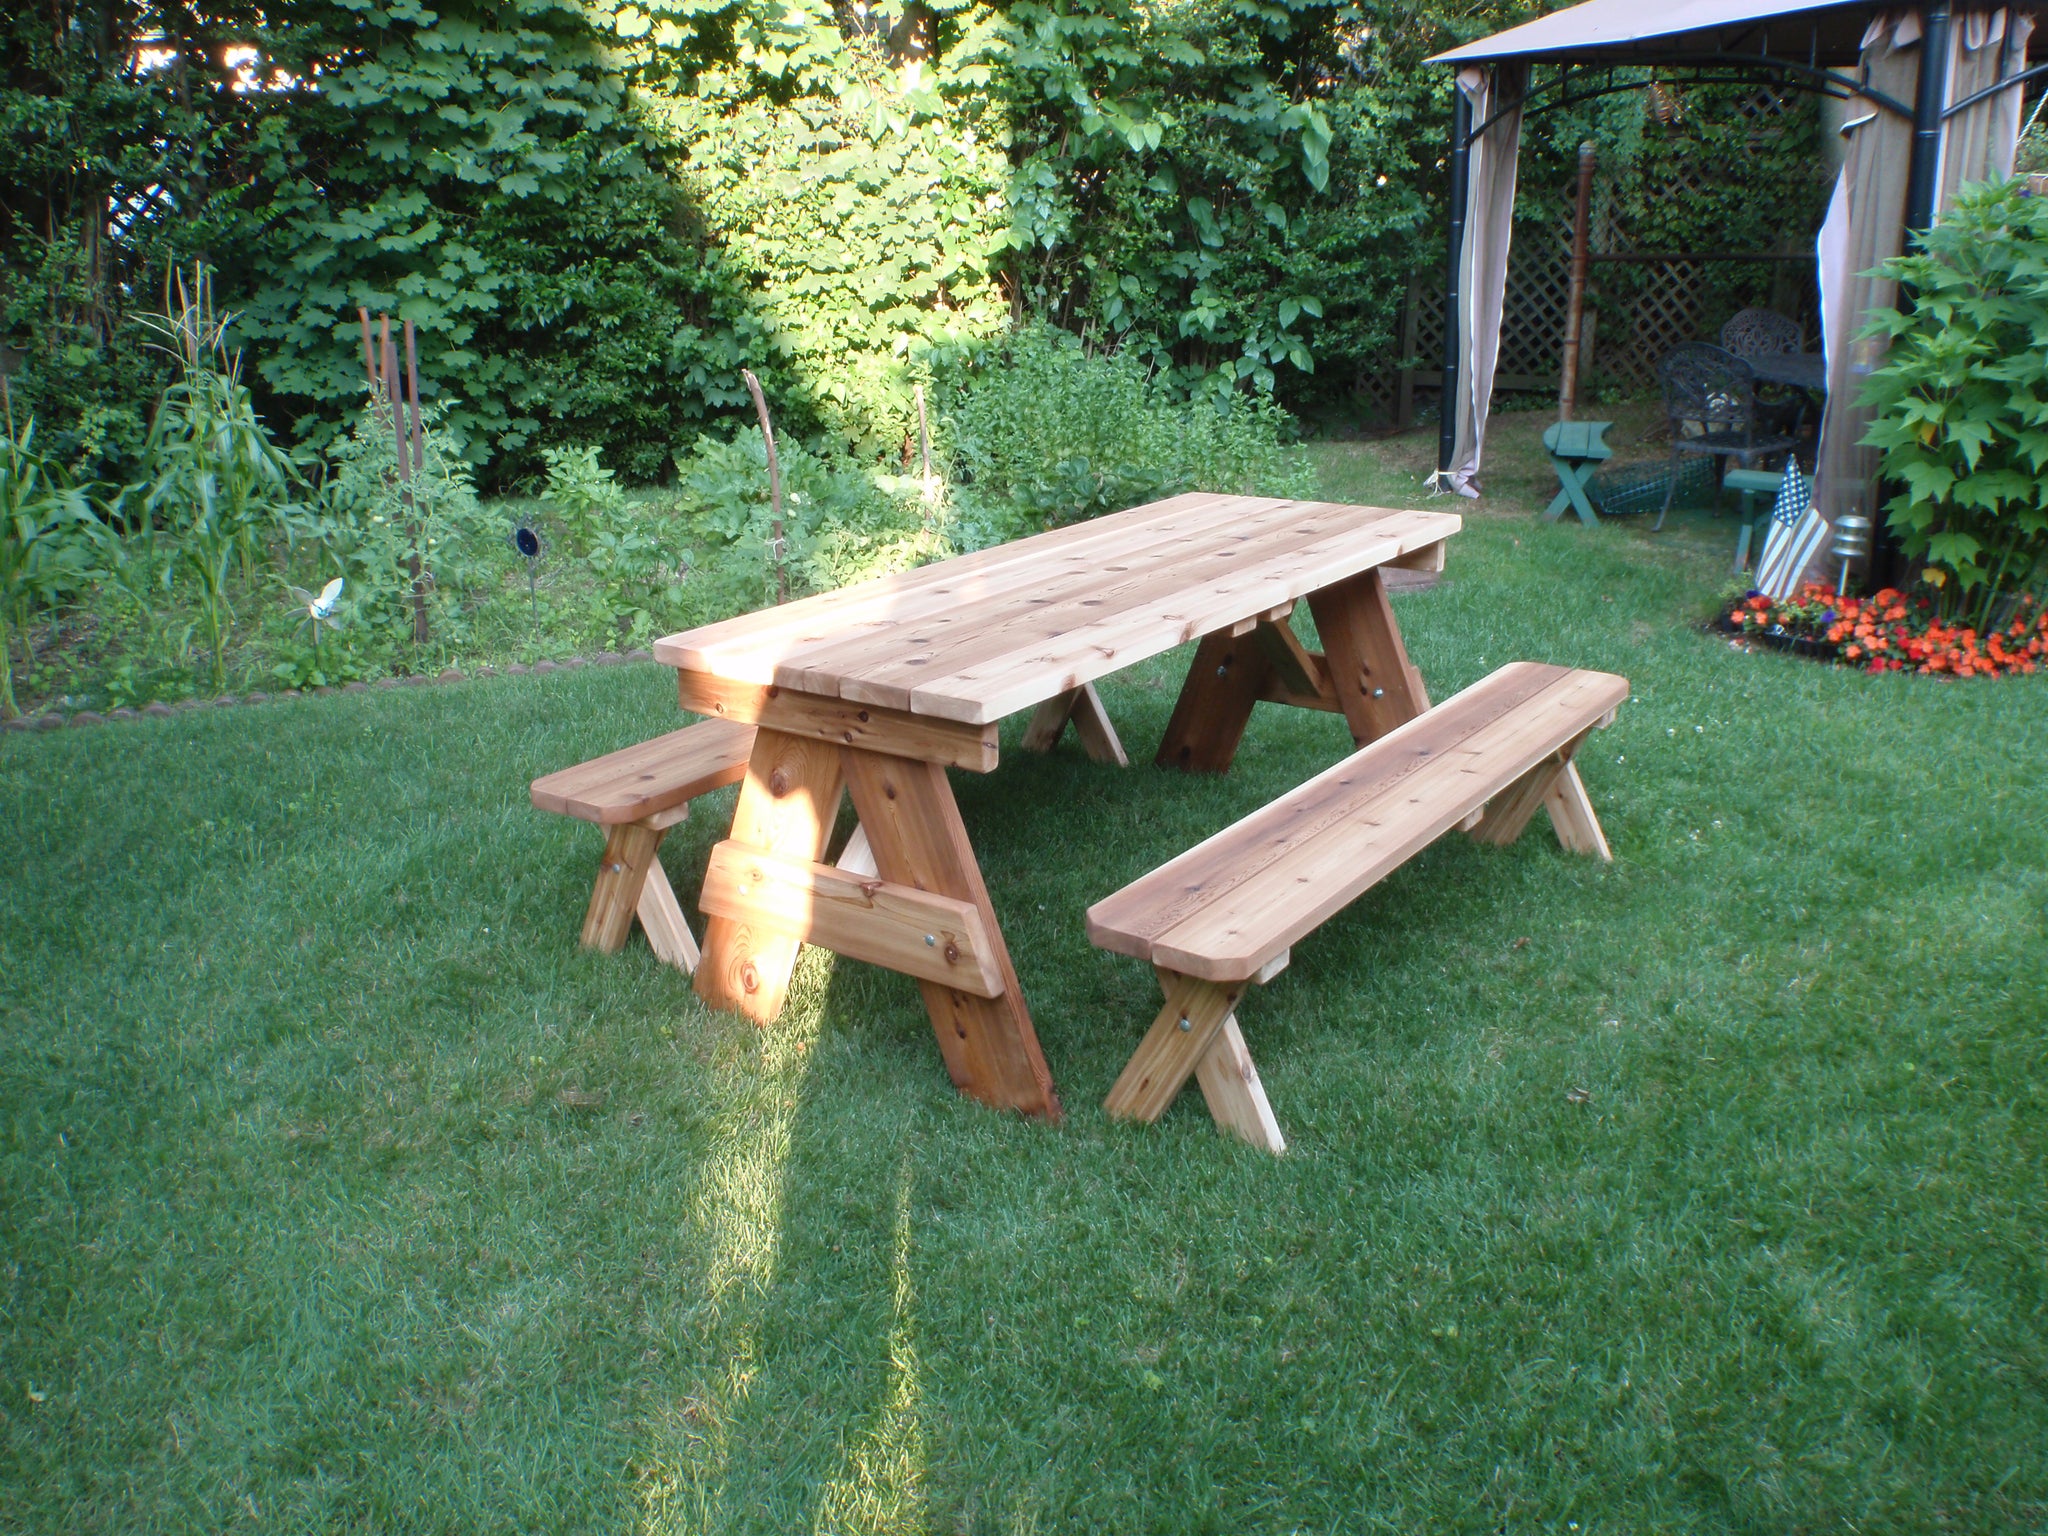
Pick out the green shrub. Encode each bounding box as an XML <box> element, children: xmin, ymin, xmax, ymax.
<box><xmin>317</xmin><ymin>401</ymin><xmax>494</xmax><ymax>663</ymax></box>
<box><xmin>1863</xmin><ymin>180</ymin><xmax>2048</xmax><ymax>627</ymax></box>
<box><xmin>539</xmin><ymin>445</ymin><xmax>626</xmax><ymax>544</ymax></box>
<box><xmin>942</xmin><ymin>326</ymin><xmax>1315</xmax><ymax>540</ymax></box>
<box><xmin>671</xmin><ymin>431</ymin><xmax>936</xmax><ymax>605</ymax></box>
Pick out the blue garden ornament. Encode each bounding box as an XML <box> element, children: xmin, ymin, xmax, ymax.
<box><xmin>508</xmin><ymin>518</ymin><xmax>545</xmax><ymax>628</ymax></box>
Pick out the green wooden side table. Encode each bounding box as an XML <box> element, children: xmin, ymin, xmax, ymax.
<box><xmin>1541</xmin><ymin>420</ymin><xmax>1614</xmax><ymax>526</ymax></box>
<box><xmin>1723</xmin><ymin>466</ymin><xmax>1786</xmax><ymax>573</ymax></box>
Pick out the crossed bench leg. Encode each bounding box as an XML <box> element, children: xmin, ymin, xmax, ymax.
<box><xmin>581</xmin><ymin>803</ymin><xmax>706</xmax><ymax>971</ymax></box>
<box><xmin>1104</xmin><ymin>960</ymin><xmax>1292</xmax><ymax>1154</ymax></box>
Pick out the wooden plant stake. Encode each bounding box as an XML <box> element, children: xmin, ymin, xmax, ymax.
<box><xmin>914</xmin><ymin>382</ymin><xmax>934</xmax><ymax>530</ymax></box>
<box><xmin>740</xmin><ymin>368</ymin><xmax>787</xmax><ymax>605</ymax></box>
<box><xmin>358</xmin><ymin>308</ymin><xmax>431</xmax><ymax>643</ymax></box>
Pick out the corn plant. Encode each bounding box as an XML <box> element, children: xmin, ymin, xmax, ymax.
<box><xmin>137</xmin><ymin>266</ymin><xmax>300</xmax><ymax>691</ymax></box>
<box><xmin>0</xmin><ymin>416</ymin><xmax>113</xmax><ymax>717</ymax></box>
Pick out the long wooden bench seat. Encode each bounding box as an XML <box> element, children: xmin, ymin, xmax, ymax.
<box><xmin>1086</xmin><ymin>661</ymin><xmax>1630</xmax><ymax>1153</ymax></box>
<box><xmin>530</xmin><ymin>718</ymin><xmax>759</xmax><ymax>972</ymax></box>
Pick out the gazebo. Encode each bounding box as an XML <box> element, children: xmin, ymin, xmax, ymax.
<box><xmin>1425</xmin><ymin>0</ymin><xmax>2040</xmax><ymax>581</ymax></box>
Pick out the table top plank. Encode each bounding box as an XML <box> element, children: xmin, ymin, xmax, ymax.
<box><xmin>838</xmin><ymin>500</ymin><xmax>1428</xmax><ymax>714</ymax></box>
<box><xmin>769</xmin><ymin>493</ymin><xmax>1315</xmax><ymax>700</ymax></box>
<box><xmin>654</xmin><ymin>495</ymin><xmax>1461</xmax><ymax>726</ymax></box>
<box><xmin>899</xmin><ymin>509</ymin><xmax>1455</xmax><ymax>724</ymax></box>
<box><xmin>667</xmin><ymin>492</ymin><xmax>1246</xmax><ymax>682</ymax></box>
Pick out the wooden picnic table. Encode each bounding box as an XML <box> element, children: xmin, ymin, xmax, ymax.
<box><xmin>652</xmin><ymin>491</ymin><xmax>1462</xmax><ymax>1122</ymax></box>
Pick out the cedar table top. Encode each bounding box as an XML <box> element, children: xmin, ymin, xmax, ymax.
<box><xmin>653</xmin><ymin>493</ymin><xmax>1460</xmax><ymax>726</ymax></box>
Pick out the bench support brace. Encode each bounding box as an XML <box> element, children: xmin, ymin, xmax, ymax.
<box><xmin>1468</xmin><ymin>736</ymin><xmax>1612</xmax><ymax>861</ymax></box>
<box><xmin>1104</xmin><ymin>971</ymin><xmax>1285</xmax><ymax>1154</ymax></box>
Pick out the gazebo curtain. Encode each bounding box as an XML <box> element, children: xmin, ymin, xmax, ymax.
<box><xmin>1435</xmin><ymin>63</ymin><xmax>1525</xmax><ymax>498</ymax></box>
<box><xmin>1813</xmin><ymin>7</ymin><xmax>2034</xmax><ymax>537</ymax></box>
<box><xmin>1441</xmin><ymin>8</ymin><xmax>2033</xmax><ymax>521</ymax></box>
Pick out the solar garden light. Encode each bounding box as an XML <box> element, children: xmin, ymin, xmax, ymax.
<box><xmin>1832</xmin><ymin>511</ymin><xmax>1873</xmax><ymax>597</ymax></box>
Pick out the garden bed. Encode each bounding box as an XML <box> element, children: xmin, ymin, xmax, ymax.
<box><xmin>1722</xmin><ymin>584</ymin><xmax>2048</xmax><ymax>677</ymax></box>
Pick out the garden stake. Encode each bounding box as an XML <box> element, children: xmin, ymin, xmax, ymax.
<box><xmin>509</xmin><ymin>520</ymin><xmax>543</xmax><ymax>630</ymax></box>
<box><xmin>740</xmin><ymin>368</ymin><xmax>786</xmax><ymax>604</ymax></box>
<box><xmin>361</xmin><ymin>309</ymin><xmax>432</xmax><ymax>644</ymax></box>
<box><xmin>402</xmin><ymin>320</ymin><xmax>429</xmax><ymax>643</ymax></box>
<box><xmin>915</xmin><ymin>382</ymin><xmax>934</xmax><ymax>529</ymax></box>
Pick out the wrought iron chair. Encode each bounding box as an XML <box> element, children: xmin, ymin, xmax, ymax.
<box><xmin>1719</xmin><ymin>308</ymin><xmax>1810</xmax><ymax>436</ymax></box>
<box><xmin>1718</xmin><ymin>308</ymin><xmax>1802</xmax><ymax>359</ymax></box>
<box><xmin>1654</xmin><ymin>342</ymin><xmax>1798</xmax><ymax>529</ymax></box>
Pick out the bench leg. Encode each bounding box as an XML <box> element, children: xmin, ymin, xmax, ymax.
<box><xmin>1308</xmin><ymin>568</ymin><xmax>1430</xmax><ymax>747</ymax></box>
<box><xmin>835</xmin><ymin>822</ymin><xmax>877</xmax><ymax>878</ymax></box>
<box><xmin>695</xmin><ymin>729</ymin><xmax>846</xmax><ymax>1025</ymax></box>
<box><xmin>1541</xmin><ymin>759</ymin><xmax>1612</xmax><ymax>860</ymax></box>
<box><xmin>1023</xmin><ymin>683</ymin><xmax>1128</xmax><ymax>766</ymax></box>
<box><xmin>635</xmin><ymin>856</ymin><xmax>701</xmax><ymax>972</ymax></box>
<box><xmin>1469</xmin><ymin>748</ymin><xmax>1612</xmax><ymax>861</ymax></box>
<box><xmin>582</xmin><ymin>822</ymin><xmax>666</xmax><ymax>953</ymax></box>
<box><xmin>1468</xmin><ymin>754</ymin><xmax>1568</xmax><ymax>847</ymax></box>
<box><xmin>1105</xmin><ymin>972</ymin><xmax>1282</xmax><ymax>1153</ymax></box>
<box><xmin>1156</xmin><ymin>631</ymin><xmax>1270</xmax><ymax>772</ymax></box>
<box><xmin>1194</xmin><ymin>1015</ymin><xmax>1286</xmax><ymax>1155</ymax></box>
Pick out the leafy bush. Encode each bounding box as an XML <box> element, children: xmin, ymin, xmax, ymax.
<box><xmin>1863</xmin><ymin>181</ymin><xmax>2048</xmax><ymax>629</ymax></box>
<box><xmin>943</xmin><ymin>327</ymin><xmax>1315</xmax><ymax>540</ymax></box>
<box><xmin>318</xmin><ymin>401</ymin><xmax>494</xmax><ymax>662</ymax></box>
<box><xmin>672</xmin><ymin>432</ymin><xmax>935</xmax><ymax>603</ymax></box>
<box><xmin>540</xmin><ymin>445</ymin><xmax>627</xmax><ymax>544</ymax></box>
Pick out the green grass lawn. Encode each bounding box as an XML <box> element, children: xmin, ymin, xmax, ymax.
<box><xmin>5</xmin><ymin>427</ymin><xmax>2046</xmax><ymax>1533</ymax></box>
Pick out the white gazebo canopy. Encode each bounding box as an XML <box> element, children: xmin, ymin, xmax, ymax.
<box><xmin>1431</xmin><ymin>0</ymin><xmax>1886</xmax><ymax>66</ymax></box>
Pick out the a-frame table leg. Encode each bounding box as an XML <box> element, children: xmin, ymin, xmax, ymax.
<box><xmin>1022</xmin><ymin>682</ymin><xmax>1128</xmax><ymax>766</ymax></box>
<box><xmin>1155</xmin><ymin>630</ymin><xmax>1273</xmax><ymax>772</ymax></box>
<box><xmin>1306</xmin><ymin>567</ymin><xmax>1430</xmax><ymax>746</ymax></box>
<box><xmin>694</xmin><ymin>728</ymin><xmax>845</xmax><ymax>1024</ymax></box>
<box><xmin>841</xmin><ymin>748</ymin><xmax>1063</xmax><ymax>1122</ymax></box>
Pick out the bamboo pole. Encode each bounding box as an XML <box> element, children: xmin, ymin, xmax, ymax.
<box><xmin>402</xmin><ymin>318</ymin><xmax>428</xmax><ymax>643</ymax></box>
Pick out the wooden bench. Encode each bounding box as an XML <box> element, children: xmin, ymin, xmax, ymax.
<box><xmin>1086</xmin><ymin>661</ymin><xmax>1629</xmax><ymax>1153</ymax></box>
<box><xmin>529</xmin><ymin>718</ymin><xmax>760</xmax><ymax>973</ymax></box>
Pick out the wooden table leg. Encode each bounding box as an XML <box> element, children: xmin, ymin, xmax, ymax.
<box><xmin>841</xmin><ymin>748</ymin><xmax>1062</xmax><ymax>1122</ymax></box>
<box><xmin>1155</xmin><ymin>629</ymin><xmax>1273</xmax><ymax>772</ymax></box>
<box><xmin>694</xmin><ymin>728</ymin><xmax>845</xmax><ymax>1024</ymax></box>
<box><xmin>1307</xmin><ymin>568</ymin><xmax>1430</xmax><ymax>746</ymax></box>
<box><xmin>1022</xmin><ymin>682</ymin><xmax>1128</xmax><ymax>766</ymax></box>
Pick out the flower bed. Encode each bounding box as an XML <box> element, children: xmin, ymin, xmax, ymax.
<box><xmin>1723</xmin><ymin>585</ymin><xmax>2048</xmax><ymax>676</ymax></box>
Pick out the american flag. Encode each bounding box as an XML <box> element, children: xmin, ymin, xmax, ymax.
<box><xmin>1756</xmin><ymin>466</ymin><xmax>1827</xmax><ymax>600</ymax></box>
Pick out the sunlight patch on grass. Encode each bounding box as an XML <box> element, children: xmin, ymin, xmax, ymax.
<box><xmin>637</xmin><ymin>961</ymin><xmax>828</xmax><ymax>1533</ymax></box>
<box><xmin>813</xmin><ymin>1151</ymin><xmax>930</xmax><ymax>1534</ymax></box>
